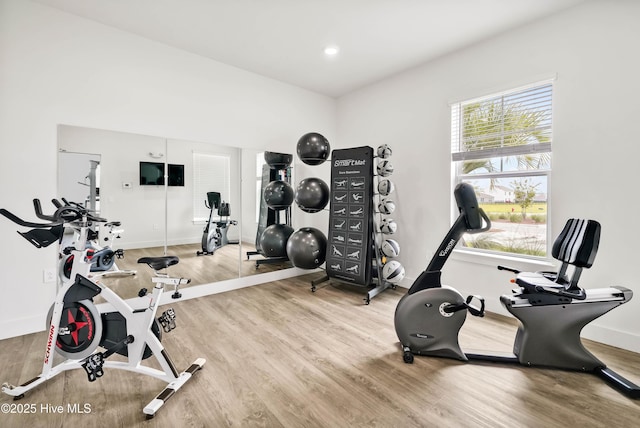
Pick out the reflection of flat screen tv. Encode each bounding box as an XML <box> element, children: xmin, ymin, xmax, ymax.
<box><xmin>139</xmin><ymin>162</ymin><xmax>184</xmax><ymax>186</ymax></box>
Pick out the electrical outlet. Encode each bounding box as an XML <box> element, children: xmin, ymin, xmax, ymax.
<box><xmin>43</xmin><ymin>269</ymin><xmax>56</xmax><ymax>283</ymax></box>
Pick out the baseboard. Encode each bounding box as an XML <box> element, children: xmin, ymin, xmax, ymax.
<box><xmin>583</xmin><ymin>323</ymin><xmax>640</xmax><ymax>354</ymax></box>
<box><xmin>156</xmin><ymin>267</ymin><xmax>319</xmax><ymax>305</ymax></box>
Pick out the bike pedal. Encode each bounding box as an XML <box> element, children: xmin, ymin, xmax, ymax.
<box><xmin>158</xmin><ymin>308</ymin><xmax>177</xmax><ymax>332</ymax></box>
<box><xmin>115</xmin><ymin>249</ymin><xmax>125</xmax><ymax>259</ymax></box>
<box><xmin>465</xmin><ymin>295</ymin><xmax>485</xmax><ymax>317</ymax></box>
<box><xmin>82</xmin><ymin>353</ymin><xmax>105</xmax><ymax>382</ymax></box>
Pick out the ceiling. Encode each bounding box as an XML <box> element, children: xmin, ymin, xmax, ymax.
<box><xmin>33</xmin><ymin>0</ymin><xmax>586</xmax><ymax>98</ymax></box>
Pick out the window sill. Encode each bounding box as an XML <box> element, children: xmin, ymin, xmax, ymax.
<box><xmin>451</xmin><ymin>248</ymin><xmax>555</xmax><ymax>271</ymax></box>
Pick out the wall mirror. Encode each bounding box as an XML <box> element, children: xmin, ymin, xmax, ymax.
<box><xmin>57</xmin><ymin>125</ymin><xmax>292</xmax><ymax>299</ymax></box>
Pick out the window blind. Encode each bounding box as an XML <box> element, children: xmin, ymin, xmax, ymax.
<box><xmin>452</xmin><ymin>82</ymin><xmax>553</xmax><ymax>162</ymax></box>
<box><xmin>193</xmin><ymin>153</ymin><xmax>231</xmax><ymax>221</ymax></box>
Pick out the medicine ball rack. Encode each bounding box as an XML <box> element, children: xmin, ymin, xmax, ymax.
<box><xmin>311</xmin><ymin>146</ymin><xmax>396</xmax><ymax>304</ymax></box>
<box><xmin>246</xmin><ymin>153</ymin><xmax>294</xmax><ymax>267</ymax></box>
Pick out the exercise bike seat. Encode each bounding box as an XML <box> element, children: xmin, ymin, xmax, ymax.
<box><xmin>516</xmin><ymin>272</ymin><xmax>563</xmax><ymax>290</ymax></box>
<box><xmin>514</xmin><ymin>272</ymin><xmax>585</xmax><ymax>299</ymax></box>
<box><xmin>137</xmin><ymin>256</ymin><xmax>179</xmax><ymax>270</ymax></box>
<box><xmin>512</xmin><ymin>218</ymin><xmax>600</xmax><ymax>301</ymax></box>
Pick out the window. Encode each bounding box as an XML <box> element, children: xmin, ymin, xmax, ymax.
<box><xmin>451</xmin><ymin>81</ymin><xmax>553</xmax><ymax>257</ymax></box>
<box><xmin>193</xmin><ymin>153</ymin><xmax>231</xmax><ymax>222</ymax></box>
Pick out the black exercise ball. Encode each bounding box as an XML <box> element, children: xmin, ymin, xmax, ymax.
<box><xmin>264</xmin><ymin>151</ymin><xmax>293</xmax><ymax>170</ymax></box>
<box><xmin>295</xmin><ymin>177</ymin><xmax>329</xmax><ymax>213</ymax></box>
<box><xmin>286</xmin><ymin>227</ymin><xmax>327</xmax><ymax>269</ymax></box>
<box><xmin>259</xmin><ymin>224</ymin><xmax>294</xmax><ymax>258</ymax></box>
<box><xmin>264</xmin><ymin>180</ymin><xmax>294</xmax><ymax>210</ymax></box>
<box><xmin>296</xmin><ymin>132</ymin><xmax>330</xmax><ymax>165</ymax></box>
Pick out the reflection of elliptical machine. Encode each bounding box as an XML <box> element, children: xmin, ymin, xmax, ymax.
<box><xmin>197</xmin><ymin>191</ymin><xmax>238</xmax><ymax>256</ymax></box>
<box><xmin>394</xmin><ymin>182</ymin><xmax>640</xmax><ymax>398</ymax></box>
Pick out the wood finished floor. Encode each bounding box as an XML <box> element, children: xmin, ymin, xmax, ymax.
<box><xmin>1</xmin><ymin>273</ymin><xmax>639</xmax><ymax>427</ymax></box>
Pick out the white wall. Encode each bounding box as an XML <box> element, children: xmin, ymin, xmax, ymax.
<box><xmin>0</xmin><ymin>0</ymin><xmax>336</xmax><ymax>339</ymax></box>
<box><xmin>337</xmin><ymin>0</ymin><xmax>640</xmax><ymax>352</ymax></box>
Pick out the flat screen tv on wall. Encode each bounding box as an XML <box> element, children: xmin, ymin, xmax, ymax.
<box><xmin>139</xmin><ymin>162</ymin><xmax>184</xmax><ymax>186</ymax></box>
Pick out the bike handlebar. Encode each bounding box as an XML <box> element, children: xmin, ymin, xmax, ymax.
<box><xmin>497</xmin><ymin>265</ymin><xmax>521</xmax><ymax>274</ymax></box>
<box><xmin>33</xmin><ymin>199</ymin><xmax>57</xmax><ymax>221</ymax></box>
<box><xmin>0</xmin><ymin>208</ymin><xmax>60</xmax><ymax>228</ymax></box>
<box><xmin>1</xmin><ymin>199</ymin><xmax>107</xmax><ymax>228</ymax></box>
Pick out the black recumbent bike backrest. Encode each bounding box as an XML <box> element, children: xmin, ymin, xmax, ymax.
<box><xmin>206</xmin><ymin>192</ymin><xmax>221</xmax><ymax>210</ymax></box>
<box><xmin>551</xmin><ymin>218</ymin><xmax>601</xmax><ymax>289</ymax></box>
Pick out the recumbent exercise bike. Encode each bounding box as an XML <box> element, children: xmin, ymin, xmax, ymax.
<box><xmin>394</xmin><ymin>182</ymin><xmax>640</xmax><ymax>398</ymax></box>
<box><xmin>0</xmin><ymin>200</ymin><xmax>206</xmax><ymax>418</ymax></box>
<box><xmin>197</xmin><ymin>191</ymin><xmax>238</xmax><ymax>256</ymax></box>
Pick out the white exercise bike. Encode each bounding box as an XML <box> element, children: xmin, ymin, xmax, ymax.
<box><xmin>0</xmin><ymin>200</ymin><xmax>205</xmax><ymax>419</ymax></box>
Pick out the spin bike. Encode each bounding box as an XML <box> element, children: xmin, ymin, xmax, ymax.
<box><xmin>0</xmin><ymin>200</ymin><xmax>206</xmax><ymax>418</ymax></box>
<box><xmin>394</xmin><ymin>182</ymin><xmax>640</xmax><ymax>398</ymax></box>
<box><xmin>197</xmin><ymin>191</ymin><xmax>238</xmax><ymax>256</ymax></box>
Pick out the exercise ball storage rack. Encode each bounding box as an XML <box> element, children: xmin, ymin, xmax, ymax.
<box><xmin>311</xmin><ymin>146</ymin><xmax>398</xmax><ymax>304</ymax></box>
<box><xmin>247</xmin><ymin>152</ymin><xmax>294</xmax><ymax>267</ymax></box>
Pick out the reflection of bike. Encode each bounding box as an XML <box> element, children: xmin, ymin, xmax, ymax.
<box><xmin>394</xmin><ymin>183</ymin><xmax>640</xmax><ymax>398</ymax></box>
<box><xmin>37</xmin><ymin>199</ymin><xmax>135</xmax><ymax>279</ymax></box>
<box><xmin>197</xmin><ymin>191</ymin><xmax>238</xmax><ymax>256</ymax></box>
<box><xmin>0</xmin><ymin>200</ymin><xmax>205</xmax><ymax>418</ymax></box>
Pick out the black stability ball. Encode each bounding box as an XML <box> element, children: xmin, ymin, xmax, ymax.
<box><xmin>264</xmin><ymin>180</ymin><xmax>294</xmax><ymax>210</ymax></box>
<box><xmin>295</xmin><ymin>177</ymin><xmax>329</xmax><ymax>213</ymax></box>
<box><xmin>286</xmin><ymin>227</ymin><xmax>327</xmax><ymax>269</ymax></box>
<box><xmin>296</xmin><ymin>132</ymin><xmax>330</xmax><ymax>165</ymax></box>
<box><xmin>259</xmin><ymin>224</ymin><xmax>294</xmax><ymax>258</ymax></box>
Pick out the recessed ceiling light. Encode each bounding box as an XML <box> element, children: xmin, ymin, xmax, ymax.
<box><xmin>324</xmin><ymin>46</ymin><xmax>339</xmax><ymax>56</ymax></box>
